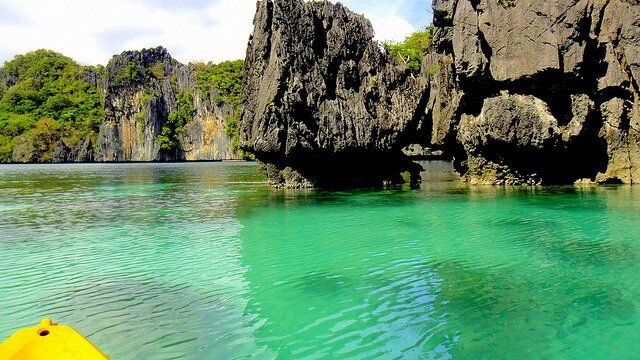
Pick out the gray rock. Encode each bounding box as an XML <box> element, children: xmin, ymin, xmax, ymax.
<box><xmin>597</xmin><ymin>0</ymin><xmax>640</xmax><ymax>91</ymax></box>
<box><xmin>561</xmin><ymin>94</ymin><xmax>594</xmax><ymax>142</ymax></box>
<box><xmin>444</xmin><ymin>0</ymin><xmax>592</xmax><ymax>83</ymax></box>
<box><xmin>96</xmin><ymin>47</ymin><xmax>239</xmax><ymax>162</ymax></box>
<box><xmin>53</xmin><ymin>138</ymin><xmax>94</xmax><ymax>163</ymax></box>
<box><xmin>53</xmin><ymin>140</ymin><xmax>71</xmax><ymax>163</ymax></box>
<box><xmin>0</xmin><ymin>68</ymin><xmax>16</xmax><ymax>89</ymax></box>
<box><xmin>596</xmin><ymin>98</ymin><xmax>640</xmax><ymax>183</ymax></box>
<box><xmin>452</xmin><ymin>0</ymin><xmax>488</xmax><ymax>81</ymax></box>
<box><xmin>428</xmin><ymin>54</ymin><xmax>462</xmax><ymax>147</ymax></box>
<box><xmin>179</xmin><ymin>95</ymin><xmax>238</xmax><ymax>161</ymax></box>
<box><xmin>458</xmin><ymin>94</ymin><xmax>561</xmax><ymax>184</ymax></box>
<box><xmin>402</xmin><ymin>144</ymin><xmax>445</xmax><ymax>159</ymax></box>
<box><xmin>237</xmin><ymin>0</ymin><xmax>640</xmax><ymax>185</ymax></box>
<box><xmin>97</xmin><ymin>47</ymin><xmax>184</xmax><ymax>161</ymax></box>
<box><xmin>240</xmin><ymin>0</ymin><xmax>429</xmax><ymax>187</ymax></box>
<box><xmin>11</xmin><ymin>136</ymin><xmax>36</xmax><ymax>163</ymax></box>
<box><xmin>74</xmin><ymin>138</ymin><xmax>94</xmax><ymax>162</ymax></box>
<box><xmin>429</xmin><ymin>0</ymin><xmax>640</xmax><ymax>184</ymax></box>
<box><xmin>598</xmin><ymin>43</ymin><xmax>628</xmax><ymax>91</ymax></box>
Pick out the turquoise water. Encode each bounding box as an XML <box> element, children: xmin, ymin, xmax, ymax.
<box><xmin>1</xmin><ymin>162</ymin><xmax>639</xmax><ymax>359</ymax></box>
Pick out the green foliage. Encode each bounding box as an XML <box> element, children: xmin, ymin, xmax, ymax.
<box><xmin>0</xmin><ymin>85</ymin><xmax>5</xmax><ymax>100</ymax></box>
<box><xmin>0</xmin><ymin>135</ymin><xmax>13</xmax><ymax>162</ymax></box>
<box><xmin>224</xmin><ymin>111</ymin><xmax>254</xmax><ymax>160</ymax></box>
<box><xmin>141</xmin><ymin>91</ymin><xmax>152</xmax><ymax>105</ymax></box>
<box><xmin>12</xmin><ymin>118</ymin><xmax>64</xmax><ymax>162</ymax></box>
<box><xmin>225</xmin><ymin>112</ymin><xmax>238</xmax><ymax>140</ymax></box>
<box><xmin>428</xmin><ymin>63</ymin><xmax>441</xmax><ymax>81</ymax></box>
<box><xmin>169</xmin><ymin>74</ymin><xmax>178</xmax><ymax>93</ymax></box>
<box><xmin>144</xmin><ymin>62</ymin><xmax>165</xmax><ymax>79</ymax></box>
<box><xmin>0</xmin><ymin>113</ymin><xmax>35</xmax><ymax>137</ymax></box>
<box><xmin>383</xmin><ymin>26</ymin><xmax>433</xmax><ymax>73</ymax></box>
<box><xmin>0</xmin><ymin>49</ymin><xmax>104</xmax><ymax>162</ymax></box>
<box><xmin>194</xmin><ymin>60</ymin><xmax>243</xmax><ymax>107</ymax></box>
<box><xmin>115</xmin><ymin>60</ymin><xmax>142</xmax><ymax>84</ymax></box>
<box><xmin>238</xmin><ymin>148</ymin><xmax>255</xmax><ymax>161</ymax></box>
<box><xmin>159</xmin><ymin>92</ymin><xmax>195</xmax><ymax>151</ymax></box>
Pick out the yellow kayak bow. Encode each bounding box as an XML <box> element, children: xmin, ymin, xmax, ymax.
<box><xmin>0</xmin><ymin>318</ymin><xmax>108</xmax><ymax>359</ymax></box>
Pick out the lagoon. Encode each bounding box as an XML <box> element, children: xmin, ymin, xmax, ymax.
<box><xmin>1</xmin><ymin>162</ymin><xmax>639</xmax><ymax>359</ymax></box>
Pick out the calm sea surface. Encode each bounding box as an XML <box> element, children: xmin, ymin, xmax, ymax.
<box><xmin>1</xmin><ymin>162</ymin><xmax>639</xmax><ymax>359</ymax></box>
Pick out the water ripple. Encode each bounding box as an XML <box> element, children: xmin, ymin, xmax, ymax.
<box><xmin>2</xmin><ymin>164</ymin><xmax>640</xmax><ymax>359</ymax></box>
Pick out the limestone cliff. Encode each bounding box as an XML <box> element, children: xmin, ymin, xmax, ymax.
<box><xmin>240</xmin><ymin>0</ymin><xmax>640</xmax><ymax>186</ymax></box>
<box><xmin>95</xmin><ymin>47</ymin><xmax>239</xmax><ymax>162</ymax></box>
<box><xmin>240</xmin><ymin>0</ymin><xmax>430</xmax><ymax>187</ymax></box>
<box><xmin>430</xmin><ymin>0</ymin><xmax>640</xmax><ymax>184</ymax></box>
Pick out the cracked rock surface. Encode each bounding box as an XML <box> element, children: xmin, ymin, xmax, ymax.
<box><xmin>240</xmin><ymin>0</ymin><xmax>429</xmax><ymax>187</ymax></box>
<box><xmin>97</xmin><ymin>47</ymin><xmax>239</xmax><ymax>162</ymax></box>
<box><xmin>432</xmin><ymin>0</ymin><xmax>640</xmax><ymax>184</ymax></box>
<box><xmin>241</xmin><ymin>0</ymin><xmax>640</xmax><ymax>186</ymax></box>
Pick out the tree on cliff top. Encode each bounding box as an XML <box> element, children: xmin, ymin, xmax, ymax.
<box><xmin>383</xmin><ymin>26</ymin><xmax>433</xmax><ymax>73</ymax></box>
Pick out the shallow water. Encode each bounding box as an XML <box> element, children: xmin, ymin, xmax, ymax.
<box><xmin>1</xmin><ymin>162</ymin><xmax>639</xmax><ymax>359</ymax></box>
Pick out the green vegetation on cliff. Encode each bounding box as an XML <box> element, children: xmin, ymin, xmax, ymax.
<box><xmin>159</xmin><ymin>92</ymin><xmax>194</xmax><ymax>152</ymax></box>
<box><xmin>115</xmin><ymin>59</ymin><xmax>166</xmax><ymax>85</ymax></box>
<box><xmin>115</xmin><ymin>60</ymin><xmax>142</xmax><ymax>84</ymax></box>
<box><xmin>195</xmin><ymin>60</ymin><xmax>243</xmax><ymax>107</ymax></box>
<box><xmin>195</xmin><ymin>60</ymin><xmax>253</xmax><ymax>159</ymax></box>
<box><xmin>0</xmin><ymin>49</ymin><xmax>103</xmax><ymax>162</ymax></box>
<box><xmin>383</xmin><ymin>27</ymin><xmax>433</xmax><ymax>73</ymax></box>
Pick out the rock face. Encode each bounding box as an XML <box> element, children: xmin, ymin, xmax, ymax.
<box><xmin>238</xmin><ymin>0</ymin><xmax>640</xmax><ymax>186</ymax></box>
<box><xmin>53</xmin><ymin>138</ymin><xmax>94</xmax><ymax>163</ymax></box>
<box><xmin>96</xmin><ymin>47</ymin><xmax>238</xmax><ymax>162</ymax></box>
<box><xmin>430</xmin><ymin>0</ymin><xmax>640</xmax><ymax>184</ymax></box>
<box><xmin>240</xmin><ymin>0</ymin><xmax>430</xmax><ymax>187</ymax></box>
<box><xmin>0</xmin><ymin>69</ymin><xmax>12</xmax><ymax>93</ymax></box>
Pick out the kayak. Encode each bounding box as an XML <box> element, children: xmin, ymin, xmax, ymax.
<box><xmin>0</xmin><ymin>318</ymin><xmax>108</xmax><ymax>359</ymax></box>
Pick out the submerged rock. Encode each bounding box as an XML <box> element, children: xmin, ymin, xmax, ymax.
<box><xmin>240</xmin><ymin>0</ymin><xmax>430</xmax><ymax>187</ymax></box>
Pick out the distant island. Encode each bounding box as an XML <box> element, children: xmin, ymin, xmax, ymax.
<box><xmin>0</xmin><ymin>47</ymin><xmax>246</xmax><ymax>163</ymax></box>
<box><xmin>1</xmin><ymin>0</ymin><xmax>638</xmax><ymax>188</ymax></box>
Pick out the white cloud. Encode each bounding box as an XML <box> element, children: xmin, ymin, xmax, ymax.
<box><xmin>0</xmin><ymin>0</ymin><xmax>425</xmax><ymax>66</ymax></box>
<box><xmin>0</xmin><ymin>0</ymin><xmax>255</xmax><ymax>66</ymax></box>
<box><xmin>343</xmin><ymin>0</ymin><xmax>431</xmax><ymax>30</ymax></box>
<box><xmin>367</xmin><ymin>16</ymin><xmax>415</xmax><ymax>43</ymax></box>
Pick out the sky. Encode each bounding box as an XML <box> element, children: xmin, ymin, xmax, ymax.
<box><xmin>0</xmin><ymin>0</ymin><xmax>432</xmax><ymax>66</ymax></box>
